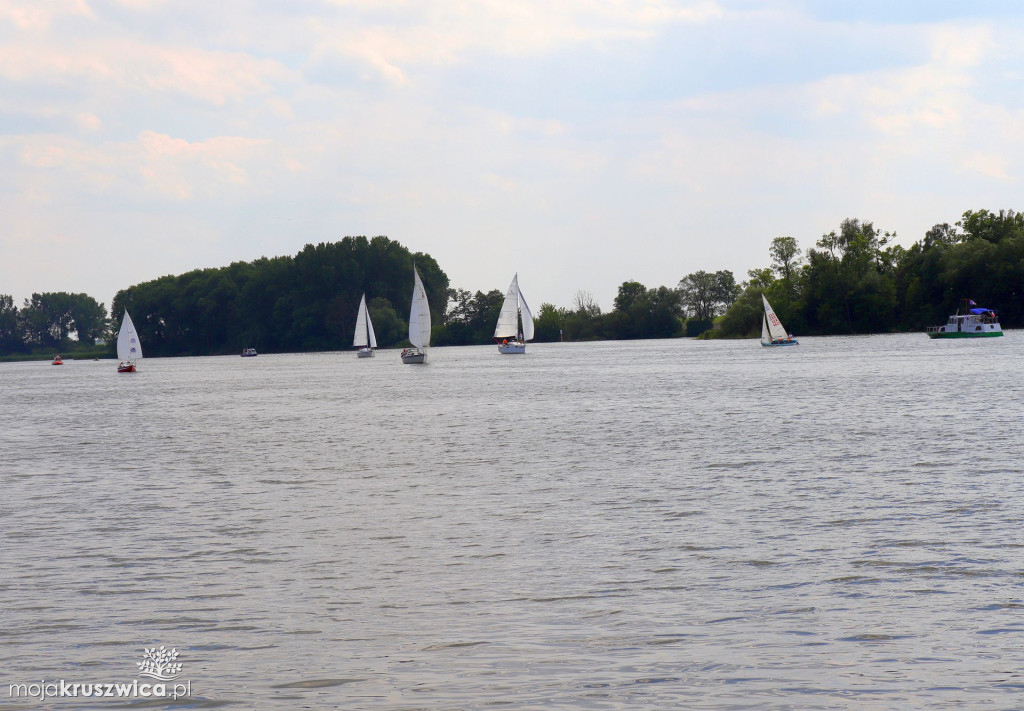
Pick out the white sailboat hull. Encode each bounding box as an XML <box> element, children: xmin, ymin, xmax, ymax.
<box><xmin>357</xmin><ymin>348</ymin><xmax>375</xmax><ymax>358</ymax></box>
<box><xmin>401</xmin><ymin>348</ymin><xmax>426</xmax><ymax>364</ymax></box>
<box><xmin>498</xmin><ymin>341</ymin><xmax>526</xmax><ymax>354</ymax></box>
<box><xmin>761</xmin><ymin>339</ymin><xmax>799</xmax><ymax>347</ymax></box>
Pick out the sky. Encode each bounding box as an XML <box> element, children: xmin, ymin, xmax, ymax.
<box><xmin>3</xmin><ymin>0</ymin><xmax>1024</xmax><ymax>313</ymax></box>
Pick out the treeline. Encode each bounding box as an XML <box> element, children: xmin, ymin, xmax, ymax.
<box><xmin>436</xmin><ymin>271</ymin><xmax>740</xmax><ymax>344</ymax></box>
<box><xmin>4</xmin><ymin>209</ymin><xmax>1021</xmax><ymax>357</ymax></box>
<box><xmin>0</xmin><ymin>236</ymin><xmax>450</xmax><ymax>358</ymax></box>
<box><xmin>110</xmin><ymin>236</ymin><xmax>448</xmax><ymax>356</ymax></box>
<box><xmin>717</xmin><ymin>209</ymin><xmax>1024</xmax><ymax>338</ymax></box>
<box><xmin>0</xmin><ymin>292</ymin><xmax>107</xmax><ymax>355</ymax></box>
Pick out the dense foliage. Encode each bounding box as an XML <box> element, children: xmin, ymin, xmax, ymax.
<box><xmin>0</xmin><ymin>292</ymin><xmax>107</xmax><ymax>355</ymax></box>
<box><xmin>433</xmin><ymin>288</ymin><xmax>505</xmax><ymax>346</ymax></box>
<box><xmin>717</xmin><ymin>210</ymin><xmax>1024</xmax><ymax>338</ymax></box>
<box><xmin>525</xmin><ymin>282</ymin><xmax>694</xmax><ymax>342</ymax></box>
<box><xmin>110</xmin><ymin>236</ymin><xmax>448</xmax><ymax>356</ymax></box>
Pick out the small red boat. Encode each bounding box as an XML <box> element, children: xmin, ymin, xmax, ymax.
<box><xmin>51</xmin><ymin>356</ymin><xmax>63</xmax><ymax>365</ymax></box>
<box><xmin>117</xmin><ymin>361</ymin><xmax>136</xmax><ymax>373</ymax></box>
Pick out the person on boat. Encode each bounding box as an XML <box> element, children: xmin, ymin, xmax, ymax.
<box><xmin>502</xmin><ymin>339</ymin><xmax>508</xmax><ymax>345</ymax></box>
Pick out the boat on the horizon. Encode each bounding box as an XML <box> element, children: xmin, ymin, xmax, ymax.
<box><xmin>760</xmin><ymin>295</ymin><xmax>798</xmax><ymax>347</ymax></box>
<box><xmin>241</xmin><ymin>347</ymin><xmax>258</xmax><ymax>357</ymax></box>
<box><xmin>401</xmin><ymin>267</ymin><xmax>431</xmax><ymax>364</ymax></box>
<box><xmin>51</xmin><ymin>355</ymin><xmax>63</xmax><ymax>365</ymax></box>
<box><xmin>353</xmin><ymin>293</ymin><xmax>378</xmax><ymax>358</ymax></box>
<box><xmin>926</xmin><ymin>299</ymin><xmax>1003</xmax><ymax>338</ymax></box>
<box><xmin>494</xmin><ymin>273</ymin><xmax>534</xmax><ymax>354</ymax></box>
<box><xmin>117</xmin><ymin>310</ymin><xmax>142</xmax><ymax>372</ymax></box>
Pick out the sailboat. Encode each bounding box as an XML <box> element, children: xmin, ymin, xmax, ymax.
<box><xmin>760</xmin><ymin>294</ymin><xmax>798</xmax><ymax>347</ymax></box>
<box><xmin>401</xmin><ymin>267</ymin><xmax>431</xmax><ymax>364</ymax></box>
<box><xmin>353</xmin><ymin>293</ymin><xmax>378</xmax><ymax>357</ymax></box>
<box><xmin>494</xmin><ymin>273</ymin><xmax>534</xmax><ymax>354</ymax></box>
<box><xmin>117</xmin><ymin>310</ymin><xmax>143</xmax><ymax>371</ymax></box>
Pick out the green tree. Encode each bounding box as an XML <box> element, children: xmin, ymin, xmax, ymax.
<box><xmin>434</xmin><ymin>288</ymin><xmax>504</xmax><ymax>345</ymax></box>
<box><xmin>613</xmin><ymin>281</ymin><xmax>648</xmax><ymax>312</ymax></box>
<box><xmin>18</xmin><ymin>292</ymin><xmax>107</xmax><ymax>349</ymax></box>
<box><xmin>533</xmin><ymin>303</ymin><xmax>568</xmax><ymax>342</ymax></box>
<box><xmin>958</xmin><ymin>209</ymin><xmax>1024</xmax><ymax>244</ymax></box>
<box><xmin>111</xmin><ymin>237</ymin><xmax>449</xmax><ymax>356</ymax></box>
<box><xmin>678</xmin><ymin>270</ymin><xmax>739</xmax><ymax>322</ymax></box>
<box><xmin>0</xmin><ymin>295</ymin><xmax>24</xmax><ymax>353</ymax></box>
<box><xmin>368</xmin><ymin>297</ymin><xmax>405</xmax><ymax>347</ymax></box>
<box><xmin>606</xmin><ymin>281</ymin><xmax>683</xmax><ymax>339</ymax></box>
<box><xmin>769</xmin><ymin>236</ymin><xmax>801</xmax><ymax>282</ymax></box>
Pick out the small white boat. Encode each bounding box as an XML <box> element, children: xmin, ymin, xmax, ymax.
<box><xmin>117</xmin><ymin>310</ymin><xmax>143</xmax><ymax>372</ymax></box>
<box><xmin>760</xmin><ymin>295</ymin><xmax>798</xmax><ymax>347</ymax></box>
<box><xmin>494</xmin><ymin>273</ymin><xmax>534</xmax><ymax>354</ymax></box>
<box><xmin>241</xmin><ymin>347</ymin><xmax>258</xmax><ymax>357</ymax></box>
<box><xmin>401</xmin><ymin>266</ymin><xmax>431</xmax><ymax>364</ymax></box>
<box><xmin>926</xmin><ymin>300</ymin><xmax>1003</xmax><ymax>338</ymax></box>
<box><xmin>353</xmin><ymin>293</ymin><xmax>378</xmax><ymax>358</ymax></box>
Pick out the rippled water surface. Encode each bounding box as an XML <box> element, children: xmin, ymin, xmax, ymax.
<box><xmin>3</xmin><ymin>335</ymin><xmax>1024</xmax><ymax>709</ymax></box>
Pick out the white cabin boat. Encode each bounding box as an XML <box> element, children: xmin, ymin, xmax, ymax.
<box><xmin>926</xmin><ymin>300</ymin><xmax>1002</xmax><ymax>338</ymax></box>
<box><xmin>401</xmin><ymin>267</ymin><xmax>431</xmax><ymax>364</ymax></box>
<box><xmin>494</xmin><ymin>274</ymin><xmax>534</xmax><ymax>354</ymax></box>
<box><xmin>353</xmin><ymin>293</ymin><xmax>378</xmax><ymax>358</ymax></box>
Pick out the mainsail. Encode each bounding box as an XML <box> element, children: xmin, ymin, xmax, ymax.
<box><xmin>761</xmin><ymin>294</ymin><xmax>789</xmax><ymax>342</ymax></box>
<box><xmin>117</xmin><ymin>311</ymin><xmax>143</xmax><ymax>361</ymax></box>
<box><xmin>494</xmin><ymin>274</ymin><xmax>534</xmax><ymax>341</ymax></box>
<box><xmin>353</xmin><ymin>294</ymin><xmax>378</xmax><ymax>349</ymax></box>
<box><xmin>408</xmin><ymin>267</ymin><xmax>431</xmax><ymax>349</ymax></box>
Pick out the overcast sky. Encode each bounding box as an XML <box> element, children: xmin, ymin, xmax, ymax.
<box><xmin>3</xmin><ymin>0</ymin><xmax>1023</xmax><ymax>312</ymax></box>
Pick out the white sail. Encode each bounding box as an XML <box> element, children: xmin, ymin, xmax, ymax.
<box><xmin>761</xmin><ymin>311</ymin><xmax>770</xmax><ymax>344</ymax></box>
<box><xmin>519</xmin><ymin>288</ymin><xmax>534</xmax><ymax>342</ymax></box>
<box><xmin>762</xmin><ymin>294</ymin><xmax>789</xmax><ymax>341</ymax></box>
<box><xmin>353</xmin><ymin>294</ymin><xmax>377</xmax><ymax>348</ymax></box>
<box><xmin>117</xmin><ymin>310</ymin><xmax>143</xmax><ymax>361</ymax></box>
<box><xmin>494</xmin><ymin>274</ymin><xmax>521</xmax><ymax>339</ymax></box>
<box><xmin>408</xmin><ymin>267</ymin><xmax>431</xmax><ymax>349</ymax></box>
<box><xmin>367</xmin><ymin>304</ymin><xmax>377</xmax><ymax>349</ymax></box>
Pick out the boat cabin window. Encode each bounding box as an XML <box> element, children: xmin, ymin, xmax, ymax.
<box><xmin>948</xmin><ymin>318</ymin><xmax>956</xmax><ymax>324</ymax></box>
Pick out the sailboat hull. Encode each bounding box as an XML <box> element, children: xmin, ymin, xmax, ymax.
<box><xmin>498</xmin><ymin>341</ymin><xmax>526</xmax><ymax>354</ymax></box>
<box><xmin>357</xmin><ymin>348</ymin><xmax>375</xmax><ymax>358</ymax></box>
<box><xmin>401</xmin><ymin>348</ymin><xmax>426</xmax><ymax>364</ymax></box>
<box><xmin>117</xmin><ymin>363</ymin><xmax>137</xmax><ymax>372</ymax></box>
<box><xmin>761</xmin><ymin>340</ymin><xmax>799</xmax><ymax>347</ymax></box>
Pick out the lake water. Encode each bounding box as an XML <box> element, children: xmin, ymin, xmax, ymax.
<box><xmin>2</xmin><ymin>335</ymin><xmax>1024</xmax><ymax>709</ymax></box>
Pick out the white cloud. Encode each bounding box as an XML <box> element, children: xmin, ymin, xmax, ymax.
<box><xmin>3</xmin><ymin>0</ymin><xmax>1024</xmax><ymax>311</ymax></box>
<box><xmin>0</xmin><ymin>0</ymin><xmax>92</xmax><ymax>30</ymax></box>
<box><xmin>0</xmin><ymin>39</ymin><xmax>292</xmax><ymax>105</ymax></box>
<box><xmin>310</xmin><ymin>0</ymin><xmax>724</xmax><ymax>84</ymax></box>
